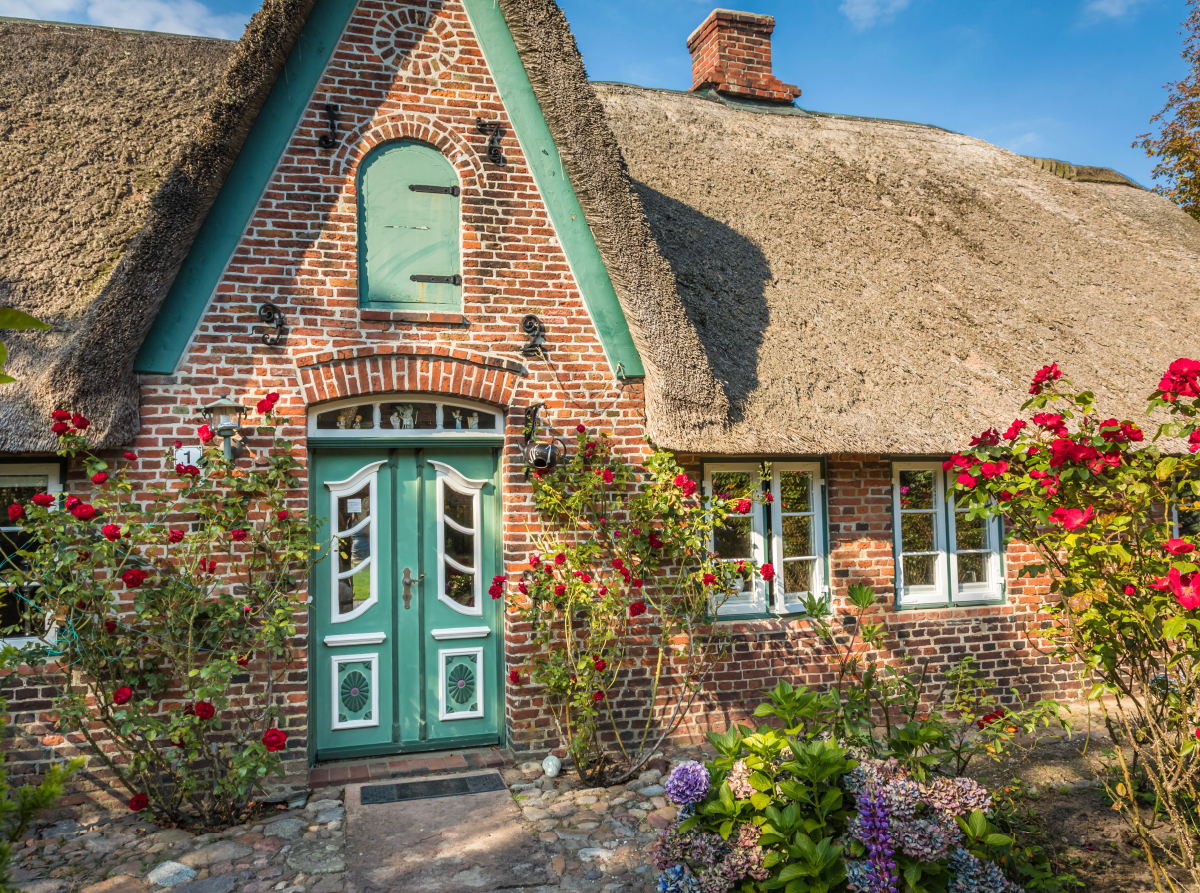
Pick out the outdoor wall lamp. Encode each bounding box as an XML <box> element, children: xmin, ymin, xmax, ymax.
<box><xmin>201</xmin><ymin>394</ymin><xmax>249</xmax><ymax>461</ymax></box>
<box><xmin>523</xmin><ymin>402</ymin><xmax>567</xmax><ymax>475</ymax></box>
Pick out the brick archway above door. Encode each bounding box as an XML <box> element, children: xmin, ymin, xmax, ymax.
<box><xmin>298</xmin><ymin>348</ymin><xmax>524</xmax><ymax>409</ymax></box>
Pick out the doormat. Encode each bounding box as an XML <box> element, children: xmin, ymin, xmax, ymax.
<box><xmin>360</xmin><ymin>772</ymin><xmax>506</xmax><ymax>804</ymax></box>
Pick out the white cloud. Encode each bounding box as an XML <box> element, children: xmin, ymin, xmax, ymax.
<box><xmin>0</xmin><ymin>0</ymin><xmax>248</xmax><ymax>39</ymax></box>
<box><xmin>1083</xmin><ymin>0</ymin><xmax>1150</xmax><ymax>18</ymax></box>
<box><xmin>839</xmin><ymin>0</ymin><xmax>913</xmax><ymax>29</ymax></box>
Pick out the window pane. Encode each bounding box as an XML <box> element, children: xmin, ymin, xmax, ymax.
<box><xmin>318</xmin><ymin>405</ymin><xmax>375</xmax><ymax>430</ymax></box>
<box><xmin>901</xmin><ymin>514</ymin><xmax>935</xmax><ymax>553</ymax></box>
<box><xmin>782</xmin><ymin>516</ymin><xmax>813</xmax><ymax>558</ymax></box>
<box><xmin>957</xmin><ymin>553</ymin><xmax>989</xmax><ymax>587</ymax></box>
<box><xmin>955</xmin><ymin>515</ymin><xmax>987</xmax><ymax>551</ymax></box>
<box><xmin>783</xmin><ymin>559</ymin><xmax>814</xmax><ymax>595</ymax></box>
<box><xmin>445</xmin><ymin>525</ymin><xmax>474</xmax><ymax>568</ymax></box>
<box><xmin>0</xmin><ymin>475</ymin><xmax>49</xmax><ymax>511</ymax></box>
<box><xmin>445</xmin><ymin>407</ymin><xmax>495</xmax><ymax>431</ymax></box>
<box><xmin>1181</xmin><ymin>508</ymin><xmax>1200</xmax><ymax>538</ymax></box>
<box><xmin>898</xmin><ymin>471</ymin><xmax>934</xmax><ymax>510</ymax></box>
<box><xmin>337</xmin><ymin>487</ymin><xmax>370</xmax><ymax>533</ymax></box>
<box><xmin>337</xmin><ymin>530</ymin><xmax>371</xmax><ymax>576</ymax></box>
<box><xmin>712</xmin><ymin>472</ymin><xmax>755</xmax><ymax>502</ymax></box>
<box><xmin>381</xmin><ymin>402</ymin><xmax>435</xmax><ymax>430</ymax></box>
<box><xmin>0</xmin><ymin>530</ymin><xmax>32</xmax><ymax>636</ymax></box>
<box><xmin>714</xmin><ymin>517</ymin><xmax>752</xmax><ymax>560</ymax></box>
<box><xmin>779</xmin><ymin>472</ymin><xmax>810</xmax><ymax>513</ymax></box>
<box><xmin>444</xmin><ymin>488</ymin><xmax>473</xmax><ymax>530</ymax></box>
<box><xmin>903</xmin><ymin>554</ymin><xmax>936</xmax><ymax>587</ymax></box>
<box><xmin>336</xmin><ymin>561</ymin><xmax>371</xmax><ymax>615</ymax></box>
<box><xmin>445</xmin><ymin>565</ymin><xmax>475</xmax><ymax>608</ymax></box>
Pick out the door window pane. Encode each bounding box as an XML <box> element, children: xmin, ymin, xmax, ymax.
<box><xmin>779</xmin><ymin>472</ymin><xmax>810</xmax><ymax>513</ymax></box>
<box><xmin>444</xmin><ymin>525</ymin><xmax>474</xmax><ymax>568</ymax></box>
<box><xmin>318</xmin><ymin>405</ymin><xmax>375</xmax><ymax>430</ymax></box>
<box><xmin>445</xmin><ymin>565</ymin><xmax>475</xmax><ymax>608</ymax></box>
<box><xmin>898</xmin><ymin>470</ymin><xmax>934</xmax><ymax>510</ymax></box>
<box><xmin>380</xmin><ymin>402</ymin><xmax>436</xmax><ymax>430</ymax></box>
<box><xmin>440</xmin><ymin>478</ymin><xmax>479</xmax><ymax>612</ymax></box>
<box><xmin>444</xmin><ymin>488</ymin><xmax>473</xmax><ymax>530</ymax></box>
<box><xmin>337</xmin><ymin>487</ymin><xmax>370</xmax><ymax>531</ymax></box>
<box><xmin>332</xmin><ymin>475</ymin><xmax>374</xmax><ymax>619</ymax></box>
<box><xmin>782</xmin><ymin>516</ymin><xmax>812</xmax><ymax>558</ymax></box>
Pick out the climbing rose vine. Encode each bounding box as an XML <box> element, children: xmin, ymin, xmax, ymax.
<box><xmin>950</xmin><ymin>359</ymin><xmax>1200</xmax><ymax>891</ymax></box>
<box><xmin>511</xmin><ymin>427</ymin><xmax>770</xmax><ymax>785</ymax></box>
<box><xmin>0</xmin><ymin>400</ymin><xmax>317</xmax><ymax>829</ymax></box>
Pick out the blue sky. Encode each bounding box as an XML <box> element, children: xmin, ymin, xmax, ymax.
<box><xmin>0</xmin><ymin>0</ymin><xmax>1189</xmax><ymax>186</ymax></box>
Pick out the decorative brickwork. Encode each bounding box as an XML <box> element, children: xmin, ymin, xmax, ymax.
<box><xmin>686</xmin><ymin>9</ymin><xmax>800</xmax><ymax>103</ymax></box>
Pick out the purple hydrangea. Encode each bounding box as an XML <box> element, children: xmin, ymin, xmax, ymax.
<box><xmin>665</xmin><ymin>760</ymin><xmax>711</xmax><ymax>806</ymax></box>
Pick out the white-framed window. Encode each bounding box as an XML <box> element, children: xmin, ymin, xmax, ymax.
<box><xmin>325</xmin><ymin>461</ymin><xmax>383</xmax><ymax>624</ymax></box>
<box><xmin>770</xmin><ymin>463</ymin><xmax>827</xmax><ymax>614</ymax></box>
<box><xmin>432</xmin><ymin>460</ymin><xmax>488</xmax><ymax>618</ymax></box>
<box><xmin>307</xmin><ymin>396</ymin><xmax>503</xmax><ymax>439</ymax></box>
<box><xmin>892</xmin><ymin>462</ymin><xmax>1003</xmax><ymax>607</ymax></box>
<box><xmin>0</xmin><ymin>463</ymin><xmax>61</xmax><ymax>646</ymax></box>
<box><xmin>703</xmin><ymin>463</ymin><xmax>768</xmax><ymax>616</ymax></box>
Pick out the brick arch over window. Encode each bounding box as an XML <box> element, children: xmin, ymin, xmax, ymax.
<box><xmin>331</xmin><ymin>112</ymin><xmax>486</xmax><ymax>188</ymax></box>
<box><xmin>297</xmin><ymin>348</ymin><xmax>523</xmax><ymax>410</ymax></box>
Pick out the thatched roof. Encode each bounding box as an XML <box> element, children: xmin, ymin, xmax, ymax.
<box><xmin>587</xmin><ymin>85</ymin><xmax>1200</xmax><ymax>454</ymax></box>
<box><xmin>0</xmin><ymin>6</ymin><xmax>309</xmax><ymax>451</ymax></box>
<box><xmin>5</xmin><ymin>0</ymin><xmax>1197</xmax><ymax>458</ymax></box>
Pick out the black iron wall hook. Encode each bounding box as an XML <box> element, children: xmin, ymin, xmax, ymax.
<box><xmin>520</xmin><ymin>314</ymin><xmax>547</xmax><ymax>358</ymax></box>
<box><xmin>476</xmin><ymin>117</ymin><xmax>504</xmax><ymax>165</ymax></box>
<box><xmin>318</xmin><ymin>104</ymin><xmax>340</xmax><ymax>149</ymax></box>
<box><xmin>258</xmin><ymin>302</ymin><xmax>287</xmax><ymax>346</ymax></box>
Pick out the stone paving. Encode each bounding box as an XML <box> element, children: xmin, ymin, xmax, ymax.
<box><xmin>12</xmin><ymin>788</ymin><xmax>350</xmax><ymax>893</ymax></box>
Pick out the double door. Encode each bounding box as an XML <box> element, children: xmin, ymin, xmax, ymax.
<box><xmin>312</xmin><ymin>448</ymin><xmax>500</xmax><ymax>760</ymax></box>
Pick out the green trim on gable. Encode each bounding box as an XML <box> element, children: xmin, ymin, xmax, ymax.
<box><xmin>135</xmin><ymin>0</ymin><xmax>644</xmax><ymax>379</ymax></box>
<box><xmin>134</xmin><ymin>0</ymin><xmax>359</xmax><ymax>375</ymax></box>
<box><xmin>462</xmin><ymin>0</ymin><xmax>643</xmax><ymax>378</ymax></box>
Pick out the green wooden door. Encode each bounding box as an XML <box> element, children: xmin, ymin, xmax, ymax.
<box><xmin>312</xmin><ymin>448</ymin><xmax>500</xmax><ymax>760</ymax></box>
<box><xmin>359</xmin><ymin>141</ymin><xmax>461</xmax><ymax>309</ymax></box>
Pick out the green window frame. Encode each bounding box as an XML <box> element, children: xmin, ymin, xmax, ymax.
<box><xmin>358</xmin><ymin>141</ymin><xmax>462</xmax><ymax>311</ymax></box>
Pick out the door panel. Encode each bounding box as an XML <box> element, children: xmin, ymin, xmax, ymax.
<box><xmin>312</xmin><ymin>447</ymin><xmax>499</xmax><ymax>760</ymax></box>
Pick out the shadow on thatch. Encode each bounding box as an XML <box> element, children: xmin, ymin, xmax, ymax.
<box><xmin>631</xmin><ymin>181</ymin><xmax>770</xmax><ymax>428</ymax></box>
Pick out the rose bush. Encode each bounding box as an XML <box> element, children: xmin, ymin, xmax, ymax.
<box><xmin>0</xmin><ymin>402</ymin><xmax>318</xmax><ymax>828</ymax></box>
<box><xmin>948</xmin><ymin>359</ymin><xmax>1200</xmax><ymax>891</ymax></box>
<box><xmin>511</xmin><ymin>425</ymin><xmax>771</xmax><ymax>784</ymax></box>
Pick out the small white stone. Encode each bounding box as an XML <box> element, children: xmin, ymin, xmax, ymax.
<box><xmin>542</xmin><ymin>755</ymin><xmax>562</xmax><ymax>778</ymax></box>
<box><xmin>146</xmin><ymin>860</ymin><xmax>197</xmax><ymax>887</ymax></box>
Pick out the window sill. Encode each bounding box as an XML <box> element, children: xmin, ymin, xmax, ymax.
<box><xmin>893</xmin><ymin>598</ymin><xmax>1005</xmax><ymax>613</ymax></box>
<box><xmin>360</xmin><ymin>309</ymin><xmax>468</xmax><ymax>325</ymax></box>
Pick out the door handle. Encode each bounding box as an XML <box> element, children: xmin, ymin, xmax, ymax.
<box><xmin>401</xmin><ymin>568</ymin><xmax>426</xmax><ymax>610</ymax></box>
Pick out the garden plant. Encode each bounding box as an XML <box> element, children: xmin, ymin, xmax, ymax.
<box><xmin>0</xmin><ymin>397</ymin><xmax>319</xmax><ymax>829</ymax></box>
<box><xmin>949</xmin><ymin>357</ymin><xmax>1200</xmax><ymax>891</ymax></box>
<box><xmin>511</xmin><ymin>425</ymin><xmax>771</xmax><ymax>785</ymax></box>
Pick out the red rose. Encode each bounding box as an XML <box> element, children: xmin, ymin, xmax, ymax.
<box><xmin>980</xmin><ymin>461</ymin><xmax>1008</xmax><ymax>480</ymax></box>
<box><xmin>51</xmin><ymin>422</ymin><xmax>69</xmax><ymax>436</ymax></box>
<box><xmin>113</xmin><ymin>686</ymin><xmax>133</xmax><ymax>705</ymax></box>
<box><xmin>760</xmin><ymin>563</ymin><xmax>776</xmax><ymax>582</ymax></box>
<box><xmin>51</xmin><ymin>410</ymin><xmax>71</xmax><ymax>422</ymax></box>
<box><xmin>629</xmin><ymin>601</ymin><xmax>646</xmax><ymax>617</ymax></box>
<box><xmin>673</xmin><ymin>473</ymin><xmax>690</xmax><ymax>489</ymax></box>
<box><xmin>1003</xmin><ymin>419</ymin><xmax>1027</xmax><ymax>441</ymax></box>
<box><xmin>489</xmin><ymin>582</ymin><xmax>503</xmax><ymax>599</ymax></box>
<box><xmin>702</xmin><ymin>573</ymin><xmax>717</xmax><ymax>586</ymax></box>
<box><xmin>124</xmin><ymin>452</ymin><xmax>138</xmax><ymax>461</ymax></box>
<box><xmin>602</xmin><ymin>469</ymin><xmax>614</xmax><ymax>484</ymax></box>
<box><xmin>598</xmin><ymin>585</ymin><xmax>608</xmax><ymax>595</ymax></box>
<box><xmin>592</xmin><ymin>690</ymin><xmax>605</xmax><ymax>702</ymax></box>
<box><xmin>101</xmin><ymin>524</ymin><xmax>121</xmax><ymax>542</ymax></box>
<box><xmin>612</xmin><ymin>558</ymin><xmax>624</xmax><ymax>569</ymax></box>
<box><xmin>193</xmin><ymin>701</ymin><xmax>215</xmax><ymax>720</ymax></box>
<box><xmin>256</xmin><ymin>398</ymin><xmax>273</xmax><ymax>414</ymax></box>
<box><xmin>71</xmin><ymin>503</ymin><xmax>97</xmax><ymax>521</ymax></box>
<box><xmin>7</xmin><ymin>504</ymin><xmax>25</xmax><ymax>522</ymax></box>
<box><xmin>576</xmin><ymin>424</ymin><xmax>586</xmax><ymax>433</ymax></box>
<box><xmin>1032</xmin><ymin>413</ymin><xmax>1068</xmax><ymax>436</ymax></box>
<box><xmin>1124</xmin><ymin>585</ymin><xmax>1138</xmax><ymax>596</ymax></box>
<box><xmin>230</xmin><ymin>529</ymin><xmax>247</xmax><ymax>542</ymax></box>
<box><xmin>970</xmin><ymin>428</ymin><xmax>1001</xmax><ymax>447</ymax></box>
<box><xmin>735</xmin><ymin>499</ymin><xmax>751</xmax><ymax>515</ymax></box>
<box><xmin>122</xmin><ymin>568</ymin><xmax>147</xmax><ymax>588</ymax></box>
<box><xmin>91</xmin><ymin>472</ymin><xmax>108</xmax><ymax>485</ymax></box>
<box><xmin>529</xmin><ymin>555</ymin><xmax>541</xmax><ymax>567</ymax></box>
<box><xmin>1048</xmin><ymin>506</ymin><xmax>1095</xmax><ymax>531</ymax></box>
<box><xmin>594</xmin><ymin>658</ymin><xmax>606</xmax><ymax>672</ymax></box>
<box><xmin>128</xmin><ymin>793</ymin><xmax>148</xmax><ymax>812</ymax></box>
<box><xmin>236</xmin><ymin>657</ymin><xmax>250</xmax><ymax>667</ymax></box>
<box><xmin>277</xmin><ymin>509</ymin><xmax>288</xmax><ymax>521</ymax></box>
<box><xmin>168</xmin><ymin>529</ymin><xmax>184</xmax><ymax>544</ymax></box>
<box><xmin>1159</xmin><ymin>358</ymin><xmax>1200</xmax><ymax>402</ymax></box>
<box><xmin>173</xmin><ymin>440</ymin><xmax>182</xmax><ymax>449</ymax></box>
<box><xmin>554</xmin><ymin>584</ymin><xmax>566</xmax><ymax>597</ymax></box>
<box><xmin>266</xmin><ymin>392</ymin><xmax>280</xmax><ymax>405</ymax></box>
<box><xmin>183</xmin><ymin>465</ymin><xmax>200</xmax><ymax>477</ymax></box>
<box><xmin>262</xmin><ymin>728</ymin><xmax>288</xmax><ymax>752</ymax></box>
<box><xmin>554</xmin><ymin>553</ymin><xmax>566</xmax><ymax>566</ymax></box>
<box><xmin>632</xmin><ymin>528</ymin><xmax>641</xmax><ymax>535</ymax></box>
<box><xmin>198</xmin><ymin>424</ymin><xmax>215</xmax><ymax>444</ymax></box>
<box><xmin>1170</xmin><ymin>567</ymin><xmax>1200</xmax><ymax>610</ymax></box>
<box><xmin>105</xmin><ymin>620</ymin><xmax>118</xmax><ymax>634</ymax></box>
<box><xmin>1165</xmin><ymin>539</ymin><xmax>1195</xmax><ymax>555</ymax></box>
<box><xmin>175</xmin><ymin>463</ymin><xmax>185</xmax><ymax>474</ymax></box>
<box><xmin>71</xmin><ymin>413</ymin><xmax>89</xmax><ymax>430</ymax></box>
<box><xmin>518</xmin><ymin>581</ymin><xmax>528</xmax><ymax>595</ymax></box>
<box><xmin>509</xmin><ymin>669</ymin><xmax>521</xmax><ymax>685</ymax></box>
<box><xmin>1029</xmin><ymin>362</ymin><xmax>1063</xmax><ymax>395</ymax></box>
<box><xmin>957</xmin><ymin>473</ymin><xmax>977</xmax><ymax>488</ymax></box>
<box><xmin>998</xmin><ymin>490</ymin><xmax>1014</xmax><ymax>502</ymax></box>
<box><xmin>1191</xmin><ymin>430</ymin><xmax>1200</xmax><ymax>454</ymax></box>
<box><xmin>631</xmin><ymin>579</ymin><xmax>643</xmax><ymax>589</ymax></box>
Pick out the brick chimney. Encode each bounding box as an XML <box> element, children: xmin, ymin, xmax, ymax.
<box><xmin>686</xmin><ymin>9</ymin><xmax>800</xmax><ymax>103</ymax></box>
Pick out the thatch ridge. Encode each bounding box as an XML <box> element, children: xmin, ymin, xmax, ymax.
<box><xmin>594</xmin><ymin>82</ymin><xmax>1200</xmax><ymax>454</ymax></box>
<box><xmin>497</xmin><ymin>0</ymin><xmax>730</xmax><ymax>443</ymax></box>
<box><xmin>0</xmin><ymin>1</ymin><xmax>315</xmax><ymax>451</ymax></box>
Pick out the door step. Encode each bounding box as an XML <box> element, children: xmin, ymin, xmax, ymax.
<box><xmin>309</xmin><ymin>745</ymin><xmax>509</xmax><ymax>788</ymax></box>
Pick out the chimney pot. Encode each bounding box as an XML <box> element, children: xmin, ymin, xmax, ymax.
<box><xmin>686</xmin><ymin>9</ymin><xmax>800</xmax><ymax>103</ymax></box>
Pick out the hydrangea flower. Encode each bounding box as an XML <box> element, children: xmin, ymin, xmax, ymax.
<box><xmin>665</xmin><ymin>761</ymin><xmax>710</xmax><ymax>805</ymax></box>
<box><xmin>920</xmin><ymin>777</ymin><xmax>992</xmax><ymax>819</ymax></box>
<box><xmin>725</xmin><ymin>760</ymin><xmax>755</xmax><ymax>799</ymax></box>
<box><xmin>657</xmin><ymin>864</ymin><xmax>701</xmax><ymax>893</ymax></box>
<box><xmin>947</xmin><ymin>847</ymin><xmax>1023</xmax><ymax>893</ymax></box>
<box><xmin>896</xmin><ymin>815</ymin><xmax>960</xmax><ymax>863</ymax></box>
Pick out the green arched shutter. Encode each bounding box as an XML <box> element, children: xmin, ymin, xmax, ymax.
<box><xmin>359</xmin><ymin>141</ymin><xmax>461</xmax><ymax>309</ymax></box>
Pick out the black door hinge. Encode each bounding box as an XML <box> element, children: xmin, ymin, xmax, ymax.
<box><xmin>409</xmin><ymin>184</ymin><xmax>460</xmax><ymax>196</ymax></box>
<box><xmin>410</xmin><ymin>274</ymin><xmax>462</xmax><ymax>285</ymax></box>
